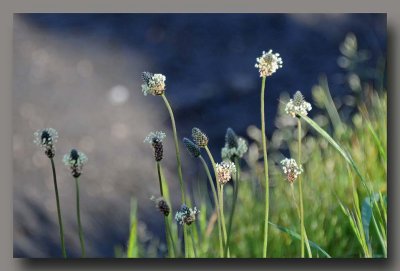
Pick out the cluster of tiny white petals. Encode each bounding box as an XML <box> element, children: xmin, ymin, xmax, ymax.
<box><xmin>285</xmin><ymin>91</ymin><xmax>312</xmax><ymax>118</ymax></box>
<box><xmin>63</xmin><ymin>150</ymin><xmax>88</xmax><ymax>167</ymax></box>
<box><xmin>175</xmin><ymin>204</ymin><xmax>200</xmax><ymax>225</ymax></box>
<box><xmin>255</xmin><ymin>49</ymin><xmax>283</xmax><ymax>77</ymax></box>
<box><xmin>144</xmin><ymin>131</ymin><xmax>166</xmax><ymax>144</ymax></box>
<box><xmin>215</xmin><ymin>160</ymin><xmax>237</xmax><ymax>185</ymax></box>
<box><xmin>63</xmin><ymin>149</ymin><xmax>88</xmax><ymax>178</ymax></box>
<box><xmin>141</xmin><ymin>72</ymin><xmax>166</xmax><ymax>96</ymax></box>
<box><xmin>33</xmin><ymin>128</ymin><xmax>58</xmax><ymax>158</ymax></box>
<box><xmin>221</xmin><ymin>137</ymin><xmax>248</xmax><ymax>160</ymax></box>
<box><xmin>280</xmin><ymin>158</ymin><xmax>303</xmax><ymax>184</ymax></box>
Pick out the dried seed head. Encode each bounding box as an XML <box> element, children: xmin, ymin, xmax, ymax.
<box><xmin>215</xmin><ymin>160</ymin><xmax>237</xmax><ymax>185</ymax></box>
<box><xmin>141</xmin><ymin>72</ymin><xmax>166</xmax><ymax>96</ymax></box>
<box><xmin>221</xmin><ymin>128</ymin><xmax>248</xmax><ymax>161</ymax></box>
<box><xmin>280</xmin><ymin>158</ymin><xmax>303</xmax><ymax>184</ymax></box>
<box><xmin>255</xmin><ymin>49</ymin><xmax>283</xmax><ymax>77</ymax></box>
<box><xmin>285</xmin><ymin>91</ymin><xmax>312</xmax><ymax>118</ymax></box>
<box><xmin>63</xmin><ymin>149</ymin><xmax>88</xmax><ymax>178</ymax></box>
<box><xmin>144</xmin><ymin>131</ymin><xmax>166</xmax><ymax>162</ymax></box>
<box><xmin>192</xmin><ymin>127</ymin><xmax>208</xmax><ymax>148</ymax></box>
<box><xmin>175</xmin><ymin>204</ymin><xmax>200</xmax><ymax>225</ymax></box>
<box><xmin>183</xmin><ymin>137</ymin><xmax>201</xmax><ymax>158</ymax></box>
<box><xmin>151</xmin><ymin>196</ymin><xmax>170</xmax><ymax>216</ymax></box>
<box><xmin>34</xmin><ymin>128</ymin><xmax>58</xmax><ymax>158</ymax></box>
<box><xmin>152</xmin><ymin>141</ymin><xmax>163</xmax><ymax>162</ymax></box>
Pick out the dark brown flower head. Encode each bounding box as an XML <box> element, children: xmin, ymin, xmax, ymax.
<box><xmin>151</xmin><ymin>196</ymin><xmax>170</xmax><ymax>216</ymax></box>
<box><xmin>63</xmin><ymin>149</ymin><xmax>88</xmax><ymax>178</ymax></box>
<box><xmin>34</xmin><ymin>128</ymin><xmax>58</xmax><ymax>158</ymax></box>
<box><xmin>144</xmin><ymin>131</ymin><xmax>166</xmax><ymax>162</ymax></box>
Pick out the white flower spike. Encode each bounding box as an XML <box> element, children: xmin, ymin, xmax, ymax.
<box><xmin>255</xmin><ymin>49</ymin><xmax>283</xmax><ymax>77</ymax></box>
<box><xmin>285</xmin><ymin>91</ymin><xmax>312</xmax><ymax>118</ymax></box>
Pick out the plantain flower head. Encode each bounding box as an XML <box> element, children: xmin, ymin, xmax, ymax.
<box><xmin>34</xmin><ymin>128</ymin><xmax>58</xmax><ymax>158</ymax></box>
<box><xmin>215</xmin><ymin>160</ymin><xmax>237</xmax><ymax>185</ymax></box>
<box><xmin>183</xmin><ymin>137</ymin><xmax>201</xmax><ymax>158</ymax></box>
<box><xmin>175</xmin><ymin>204</ymin><xmax>200</xmax><ymax>225</ymax></box>
<box><xmin>144</xmin><ymin>131</ymin><xmax>166</xmax><ymax>162</ymax></box>
<box><xmin>221</xmin><ymin>128</ymin><xmax>248</xmax><ymax>161</ymax></box>
<box><xmin>285</xmin><ymin>91</ymin><xmax>312</xmax><ymax>118</ymax></box>
<box><xmin>141</xmin><ymin>72</ymin><xmax>166</xmax><ymax>96</ymax></box>
<box><xmin>280</xmin><ymin>158</ymin><xmax>303</xmax><ymax>184</ymax></box>
<box><xmin>63</xmin><ymin>149</ymin><xmax>88</xmax><ymax>178</ymax></box>
<box><xmin>150</xmin><ymin>196</ymin><xmax>170</xmax><ymax>217</ymax></box>
<box><xmin>255</xmin><ymin>49</ymin><xmax>283</xmax><ymax>77</ymax></box>
<box><xmin>192</xmin><ymin>127</ymin><xmax>208</xmax><ymax>148</ymax></box>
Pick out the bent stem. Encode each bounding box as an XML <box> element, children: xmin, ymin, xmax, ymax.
<box><xmin>75</xmin><ymin>177</ymin><xmax>86</xmax><ymax>257</ymax></box>
<box><xmin>260</xmin><ymin>76</ymin><xmax>270</xmax><ymax>258</ymax></box>
<box><xmin>205</xmin><ymin>146</ymin><xmax>228</xmax><ymax>255</ymax></box>
<box><xmin>199</xmin><ymin>155</ymin><xmax>223</xmax><ymax>257</ymax></box>
<box><xmin>50</xmin><ymin>158</ymin><xmax>67</xmax><ymax>258</ymax></box>
<box><xmin>161</xmin><ymin>94</ymin><xmax>188</xmax><ymax>257</ymax></box>
<box><xmin>156</xmin><ymin>162</ymin><xmax>177</xmax><ymax>258</ymax></box>
<box><xmin>297</xmin><ymin>119</ymin><xmax>312</xmax><ymax>258</ymax></box>
<box><xmin>225</xmin><ymin>157</ymin><xmax>240</xmax><ymax>257</ymax></box>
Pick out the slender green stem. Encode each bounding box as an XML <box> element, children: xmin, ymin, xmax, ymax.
<box><xmin>199</xmin><ymin>155</ymin><xmax>223</xmax><ymax>257</ymax></box>
<box><xmin>156</xmin><ymin>162</ymin><xmax>177</xmax><ymax>258</ymax></box>
<box><xmin>290</xmin><ymin>184</ymin><xmax>301</xmax><ymax>218</ymax></box>
<box><xmin>188</xmin><ymin>226</ymin><xmax>198</xmax><ymax>258</ymax></box>
<box><xmin>161</xmin><ymin>94</ymin><xmax>186</xmax><ymax>204</ymax></box>
<box><xmin>156</xmin><ymin>162</ymin><xmax>164</xmax><ymax>197</ymax></box>
<box><xmin>164</xmin><ymin>216</ymin><xmax>177</xmax><ymax>258</ymax></box>
<box><xmin>205</xmin><ymin>146</ymin><xmax>228</xmax><ymax>253</ymax></box>
<box><xmin>75</xmin><ymin>177</ymin><xmax>86</xmax><ymax>257</ymax></box>
<box><xmin>161</xmin><ymin>94</ymin><xmax>188</xmax><ymax>257</ymax></box>
<box><xmin>219</xmin><ymin>184</ymin><xmax>228</xmax><ymax>257</ymax></box>
<box><xmin>50</xmin><ymin>158</ymin><xmax>67</xmax><ymax>258</ymax></box>
<box><xmin>225</xmin><ymin>157</ymin><xmax>240</xmax><ymax>257</ymax></box>
<box><xmin>260</xmin><ymin>76</ymin><xmax>270</xmax><ymax>258</ymax></box>
<box><xmin>297</xmin><ymin>119</ymin><xmax>312</xmax><ymax>258</ymax></box>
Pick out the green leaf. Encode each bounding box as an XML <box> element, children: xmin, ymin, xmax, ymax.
<box><xmin>269</xmin><ymin>222</ymin><xmax>331</xmax><ymax>258</ymax></box>
<box><xmin>361</xmin><ymin>193</ymin><xmax>380</xmax><ymax>246</ymax></box>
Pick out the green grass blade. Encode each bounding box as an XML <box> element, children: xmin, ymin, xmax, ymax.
<box><xmin>127</xmin><ymin>198</ymin><xmax>138</xmax><ymax>258</ymax></box>
<box><xmin>366</xmin><ymin>121</ymin><xmax>387</xmax><ymax>162</ymax></box>
<box><xmin>300</xmin><ymin>114</ymin><xmax>366</xmax><ymax>187</ymax></box>
<box><xmin>269</xmin><ymin>222</ymin><xmax>331</xmax><ymax>258</ymax></box>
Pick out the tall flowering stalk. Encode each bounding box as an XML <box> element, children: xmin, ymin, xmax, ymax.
<box><xmin>141</xmin><ymin>72</ymin><xmax>186</xmax><ymax>203</ymax></box>
<box><xmin>183</xmin><ymin>137</ymin><xmax>224</xmax><ymax>257</ymax></box>
<box><xmin>141</xmin><ymin>73</ymin><xmax>189</xmax><ymax>257</ymax></box>
<box><xmin>34</xmin><ymin>128</ymin><xmax>67</xmax><ymax>258</ymax></box>
<box><xmin>63</xmin><ymin>149</ymin><xmax>88</xmax><ymax>257</ymax></box>
<box><xmin>221</xmin><ymin>128</ymin><xmax>248</xmax><ymax>257</ymax></box>
<box><xmin>192</xmin><ymin>127</ymin><xmax>229</xmax><ymax>256</ymax></box>
<box><xmin>255</xmin><ymin>50</ymin><xmax>283</xmax><ymax>257</ymax></box>
<box><xmin>215</xmin><ymin>160</ymin><xmax>236</xmax><ymax>257</ymax></box>
<box><xmin>144</xmin><ymin>131</ymin><xmax>177</xmax><ymax>257</ymax></box>
<box><xmin>175</xmin><ymin>204</ymin><xmax>200</xmax><ymax>257</ymax></box>
<box><xmin>285</xmin><ymin>91</ymin><xmax>312</xmax><ymax>257</ymax></box>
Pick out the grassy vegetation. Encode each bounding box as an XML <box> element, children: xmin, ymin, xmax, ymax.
<box><xmin>121</xmin><ymin>33</ymin><xmax>386</xmax><ymax>258</ymax></box>
<box><xmin>34</xmin><ymin>33</ymin><xmax>385</xmax><ymax>258</ymax></box>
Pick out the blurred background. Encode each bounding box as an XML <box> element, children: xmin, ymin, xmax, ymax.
<box><xmin>13</xmin><ymin>14</ymin><xmax>386</xmax><ymax>258</ymax></box>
